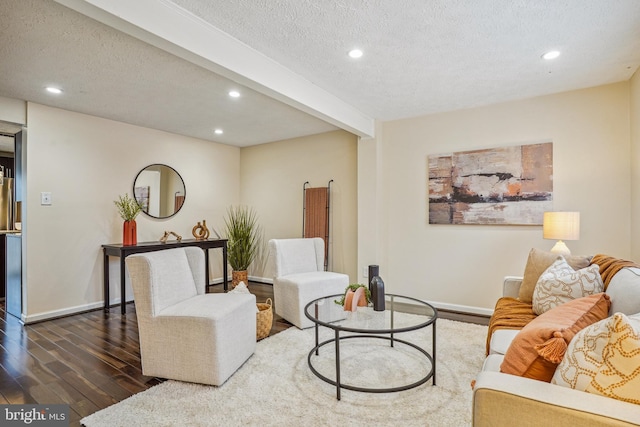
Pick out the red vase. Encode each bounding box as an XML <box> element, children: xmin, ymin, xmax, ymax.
<box><xmin>123</xmin><ymin>220</ymin><xmax>137</xmax><ymax>246</ymax></box>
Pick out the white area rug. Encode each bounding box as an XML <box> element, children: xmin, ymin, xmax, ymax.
<box><xmin>81</xmin><ymin>314</ymin><xmax>487</xmax><ymax>427</ymax></box>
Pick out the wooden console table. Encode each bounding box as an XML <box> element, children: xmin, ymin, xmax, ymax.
<box><xmin>102</xmin><ymin>239</ymin><xmax>228</xmax><ymax>315</ymax></box>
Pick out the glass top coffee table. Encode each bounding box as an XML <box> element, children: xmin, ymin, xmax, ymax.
<box><xmin>304</xmin><ymin>293</ymin><xmax>438</xmax><ymax>400</ymax></box>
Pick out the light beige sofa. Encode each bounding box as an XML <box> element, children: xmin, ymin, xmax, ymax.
<box><xmin>473</xmin><ymin>268</ymin><xmax>640</xmax><ymax>427</ymax></box>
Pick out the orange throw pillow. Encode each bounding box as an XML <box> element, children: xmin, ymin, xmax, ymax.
<box><xmin>500</xmin><ymin>293</ymin><xmax>610</xmax><ymax>382</ymax></box>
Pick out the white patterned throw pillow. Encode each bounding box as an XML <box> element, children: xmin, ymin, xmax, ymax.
<box><xmin>532</xmin><ymin>257</ymin><xmax>603</xmax><ymax>315</ymax></box>
<box><xmin>551</xmin><ymin>313</ymin><xmax>640</xmax><ymax>405</ymax></box>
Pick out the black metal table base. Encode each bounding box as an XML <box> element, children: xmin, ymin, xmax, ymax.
<box><xmin>307</xmin><ymin>332</ymin><xmax>436</xmax><ymax>400</ymax></box>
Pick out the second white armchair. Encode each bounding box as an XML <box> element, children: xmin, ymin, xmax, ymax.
<box><xmin>269</xmin><ymin>238</ymin><xmax>349</xmax><ymax>328</ymax></box>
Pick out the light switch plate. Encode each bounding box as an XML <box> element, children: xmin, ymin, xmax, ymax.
<box><xmin>41</xmin><ymin>192</ymin><xmax>52</xmax><ymax>205</ymax></box>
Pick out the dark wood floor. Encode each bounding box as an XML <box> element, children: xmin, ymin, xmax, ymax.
<box><xmin>0</xmin><ymin>282</ymin><xmax>488</xmax><ymax>427</ymax></box>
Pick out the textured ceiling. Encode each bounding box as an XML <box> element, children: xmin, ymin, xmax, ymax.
<box><xmin>175</xmin><ymin>0</ymin><xmax>640</xmax><ymax>120</ymax></box>
<box><xmin>0</xmin><ymin>0</ymin><xmax>338</xmax><ymax>146</ymax></box>
<box><xmin>1</xmin><ymin>0</ymin><xmax>639</xmax><ymax>146</ymax></box>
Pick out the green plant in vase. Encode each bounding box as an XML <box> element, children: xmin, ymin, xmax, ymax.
<box><xmin>114</xmin><ymin>194</ymin><xmax>142</xmax><ymax>246</ymax></box>
<box><xmin>335</xmin><ymin>284</ymin><xmax>371</xmax><ymax>309</ymax></box>
<box><xmin>223</xmin><ymin>205</ymin><xmax>262</xmax><ymax>288</ymax></box>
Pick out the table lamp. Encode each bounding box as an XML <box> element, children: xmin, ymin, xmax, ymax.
<box><xmin>543</xmin><ymin>211</ymin><xmax>580</xmax><ymax>255</ymax></box>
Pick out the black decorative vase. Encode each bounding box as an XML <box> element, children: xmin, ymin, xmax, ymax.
<box><xmin>368</xmin><ymin>265</ymin><xmax>385</xmax><ymax>311</ymax></box>
<box><xmin>368</xmin><ymin>265</ymin><xmax>379</xmax><ymax>285</ymax></box>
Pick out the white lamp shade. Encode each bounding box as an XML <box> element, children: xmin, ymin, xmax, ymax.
<box><xmin>543</xmin><ymin>212</ymin><xmax>580</xmax><ymax>241</ymax></box>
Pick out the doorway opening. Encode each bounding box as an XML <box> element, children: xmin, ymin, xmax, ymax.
<box><xmin>0</xmin><ymin>120</ymin><xmax>24</xmax><ymax>319</ymax></box>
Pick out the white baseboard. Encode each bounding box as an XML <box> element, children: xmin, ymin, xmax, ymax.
<box><xmin>214</xmin><ymin>276</ymin><xmax>492</xmax><ymax>317</ymax></box>
<box><xmin>22</xmin><ymin>298</ymin><xmax>133</xmax><ymax>324</ymax></box>
<box><xmin>22</xmin><ymin>282</ymin><xmax>491</xmax><ymax>324</ymax></box>
<box><xmin>426</xmin><ymin>300</ymin><xmax>493</xmax><ymax>317</ymax></box>
<box><xmin>23</xmin><ymin>277</ymin><xmax>274</xmax><ymax>323</ymax></box>
<box><xmin>248</xmin><ymin>275</ymin><xmax>273</xmax><ymax>284</ymax></box>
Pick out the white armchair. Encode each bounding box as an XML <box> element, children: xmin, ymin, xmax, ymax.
<box><xmin>269</xmin><ymin>238</ymin><xmax>349</xmax><ymax>329</ymax></box>
<box><xmin>126</xmin><ymin>247</ymin><xmax>256</xmax><ymax>386</ymax></box>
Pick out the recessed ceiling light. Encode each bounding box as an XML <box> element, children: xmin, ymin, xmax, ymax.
<box><xmin>45</xmin><ymin>86</ymin><xmax>63</xmax><ymax>94</ymax></box>
<box><xmin>542</xmin><ymin>50</ymin><xmax>561</xmax><ymax>60</ymax></box>
<box><xmin>214</xmin><ymin>129</ymin><xmax>223</xmax><ymax>135</ymax></box>
<box><xmin>228</xmin><ymin>90</ymin><xmax>240</xmax><ymax>98</ymax></box>
<box><xmin>348</xmin><ymin>49</ymin><xmax>363</xmax><ymax>59</ymax></box>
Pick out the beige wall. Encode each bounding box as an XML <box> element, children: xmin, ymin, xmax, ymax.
<box><xmin>240</xmin><ymin>130</ymin><xmax>358</xmax><ymax>281</ymax></box>
<box><xmin>360</xmin><ymin>83</ymin><xmax>632</xmax><ymax>314</ymax></box>
<box><xmin>24</xmin><ymin>103</ymin><xmax>239</xmax><ymax>322</ymax></box>
<box><xmin>357</xmin><ymin>121</ymin><xmax>386</xmax><ymax>284</ymax></box>
<box><xmin>631</xmin><ymin>70</ymin><xmax>640</xmax><ymax>260</ymax></box>
<box><xmin>4</xmin><ymin>78</ymin><xmax>638</xmax><ymax>322</ymax></box>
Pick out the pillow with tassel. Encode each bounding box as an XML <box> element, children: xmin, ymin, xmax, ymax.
<box><xmin>500</xmin><ymin>293</ymin><xmax>610</xmax><ymax>382</ymax></box>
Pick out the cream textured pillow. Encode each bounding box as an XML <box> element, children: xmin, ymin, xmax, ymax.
<box><xmin>532</xmin><ymin>258</ymin><xmax>604</xmax><ymax>315</ymax></box>
<box><xmin>519</xmin><ymin>248</ymin><xmax>591</xmax><ymax>303</ymax></box>
<box><xmin>552</xmin><ymin>313</ymin><xmax>640</xmax><ymax>405</ymax></box>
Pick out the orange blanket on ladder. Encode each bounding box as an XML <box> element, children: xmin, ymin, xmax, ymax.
<box><xmin>304</xmin><ymin>187</ymin><xmax>328</xmax><ymax>265</ymax></box>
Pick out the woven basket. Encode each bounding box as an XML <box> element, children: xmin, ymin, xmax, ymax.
<box><xmin>256</xmin><ymin>298</ymin><xmax>273</xmax><ymax>340</ymax></box>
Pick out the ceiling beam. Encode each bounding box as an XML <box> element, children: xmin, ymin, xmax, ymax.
<box><xmin>54</xmin><ymin>0</ymin><xmax>375</xmax><ymax>138</ymax></box>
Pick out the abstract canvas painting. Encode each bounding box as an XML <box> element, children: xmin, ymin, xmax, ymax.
<box><xmin>428</xmin><ymin>142</ymin><xmax>553</xmax><ymax>225</ymax></box>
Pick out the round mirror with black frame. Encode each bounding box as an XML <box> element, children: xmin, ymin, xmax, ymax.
<box><xmin>133</xmin><ymin>164</ymin><xmax>185</xmax><ymax>219</ymax></box>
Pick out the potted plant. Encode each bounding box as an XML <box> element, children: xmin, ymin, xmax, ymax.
<box><xmin>114</xmin><ymin>194</ymin><xmax>142</xmax><ymax>246</ymax></box>
<box><xmin>335</xmin><ymin>284</ymin><xmax>371</xmax><ymax>311</ymax></box>
<box><xmin>223</xmin><ymin>205</ymin><xmax>262</xmax><ymax>287</ymax></box>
